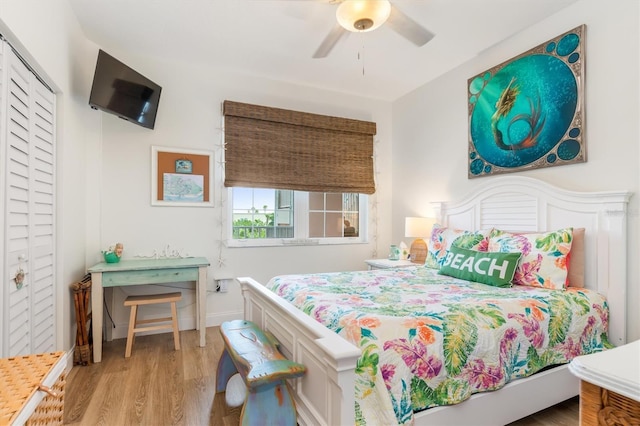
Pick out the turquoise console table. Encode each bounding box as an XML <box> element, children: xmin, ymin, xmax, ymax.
<box><xmin>88</xmin><ymin>257</ymin><xmax>210</xmax><ymax>363</ymax></box>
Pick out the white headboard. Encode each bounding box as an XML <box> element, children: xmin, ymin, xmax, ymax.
<box><xmin>432</xmin><ymin>176</ymin><xmax>631</xmax><ymax>346</ymax></box>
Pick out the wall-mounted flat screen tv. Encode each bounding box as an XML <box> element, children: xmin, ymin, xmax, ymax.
<box><xmin>89</xmin><ymin>49</ymin><xmax>162</xmax><ymax>129</ymax></box>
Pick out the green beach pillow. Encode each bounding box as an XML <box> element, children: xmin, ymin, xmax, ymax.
<box><xmin>439</xmin><ymin>245</ymin><xmax>522</xmax><ymax>288</ymax></box>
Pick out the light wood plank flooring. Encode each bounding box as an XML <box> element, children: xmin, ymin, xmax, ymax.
<box><xmin>64</xmin><ymin>327</ymin><xmax>578</xmax><ymax>425</ymax></box>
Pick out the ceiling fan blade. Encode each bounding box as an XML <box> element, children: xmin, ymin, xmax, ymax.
<box><xmin>386</xmin><ymin>4</ymin><xmax>435</xmax><ymax>46</ymax></box>
<box><xmin>313</xmin><ymin>23</ymin><xmax>349</xmax><ymax>58</ymax></box>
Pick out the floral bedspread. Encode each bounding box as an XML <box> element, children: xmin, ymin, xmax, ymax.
<box><xmin>266</xmin><ymin>266</ymin><xmax>610</xmax><ymax>425</ymax></box>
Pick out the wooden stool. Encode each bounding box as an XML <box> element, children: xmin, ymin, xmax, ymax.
<box><xmin>124</xmin><ymin>292</ymin><xmax>182</xmax><ymax>358</ymax></box>
<box><xmin>216</xmin><ymin>320</ymin><xmax>306</xmax><ymax>425</ymax></box>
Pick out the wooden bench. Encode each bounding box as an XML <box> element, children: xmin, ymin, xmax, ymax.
<box><xmin>216</xmin><ymin>320</ymin><xmax>306</xmax><ymax>425</ymax></box>
<box><xmin>123</xmin><ymin>292</ymin><xmax>182</xmax><ymax>358</ymax></box>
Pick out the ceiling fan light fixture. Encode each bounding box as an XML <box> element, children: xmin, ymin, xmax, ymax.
<box><xmin>336</xmin><ymin>0</ymin><xmax>392</xmax><ymax>33</ymax></box>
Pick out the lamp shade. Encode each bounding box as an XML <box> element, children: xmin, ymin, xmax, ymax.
<box><xmin>405</xmin><ymin>217</ymin><xmax>436</xmax><ymax>238</ymax></box>
<box><xmin>336</xmin><ymin>0</ymin><xmax>391</xmax><ymax>32</ymax></box>
<box><xmin>405</xmin><ymin>217</ymin><xmax>436</xmax><ymax>264</ymax></box>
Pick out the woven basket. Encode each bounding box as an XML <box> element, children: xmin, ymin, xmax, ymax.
<box><xmin>25</xmin><ymin>371</ymin><xmax>66</xmax><ymax>426</ymax></box>
<box><xmin>598</xmin><ymin>389</ymin><xmax>640</xmax><ymax>426</ymax></box>
<box><xmin>0</xmin><ymin>352</ymin><xmax>66</xmax><ymax>425</ymax></box>
<box><xmin>581</xmin><ymin>380</ymin><xmax>640</xmax><ymax>426</ymax></box>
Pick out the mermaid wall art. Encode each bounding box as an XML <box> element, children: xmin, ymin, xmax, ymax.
<box><xmin>467</xmin><ymin>25</ymin><xmax>585</xmax><ymax>178</ymax></box>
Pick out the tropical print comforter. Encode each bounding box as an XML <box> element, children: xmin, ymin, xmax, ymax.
<box><xmin>266</xmin><ymin>266</ymin><xmax>610</xmax><ymax>425</ymax></box>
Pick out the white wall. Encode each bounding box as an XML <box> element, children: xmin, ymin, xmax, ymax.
<box><xmin>88</xmin><ymin>53</ymin><xmax>394</xmax><ymax>336</ymax></box>
<box><xmin>0</xmin><ymin>0</ymin><xmax>99</xmax><ymax>352</ymax></box>
<box><xmin>392</xmin><ymin>0</ymin><xmax>640</xmax><ymax>342</ymax></box>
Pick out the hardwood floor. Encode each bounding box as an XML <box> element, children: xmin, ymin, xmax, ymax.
<box><xmin>64</xmin><ymin>327</ymin><xmax>578</xmax><ymax>425</ymax></box>
<box><xmin>506</xmin><ymin>397</ymin><xmax>579</xmax><ymax>426</ymax></box>
<box><xmin>64</xmin><ymin>327</ymin><xmax>241</xmax><ymax>425</ymax></box>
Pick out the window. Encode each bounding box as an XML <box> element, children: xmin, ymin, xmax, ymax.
<box><xmin>223</xmin><ymin>101</ymin><xmax>375</xmax><ymax>248</ymax></box>
<box><xmin>229</xmin><ymin>188</ymin><xmax>366</xmax><ymax>246</ymax></box>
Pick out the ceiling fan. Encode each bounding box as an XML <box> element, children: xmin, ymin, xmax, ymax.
<box><xmin>313</xmin><ymin>0</ymin><xmax>435</xmax><ymax>58</ymax></box>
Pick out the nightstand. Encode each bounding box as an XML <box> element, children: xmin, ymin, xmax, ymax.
<box><xmin>365</xmin><ymin>258</ymin><xmax>416</xmax><ymax>270</ymax></box>
<box><xmin>569</xmin><ymin>340</ymin><xmax>640</xmax><ymax>425</ymax></box>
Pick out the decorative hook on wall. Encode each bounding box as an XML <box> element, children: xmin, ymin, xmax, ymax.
<box><xmin>14</xmin><ymin>267</ymin><xmax>25</xmax><ymax>289</ymax></box>
<box><xmin>14</xmin><ymin>254</ymin><xmax>27</xmax><ymax>289</ymax></box>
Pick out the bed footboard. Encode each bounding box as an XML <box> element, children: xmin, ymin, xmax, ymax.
<box><xmin>238</xmin><ymin>277</ymin><xmax>360</xmax><ymax>426</ymax></box>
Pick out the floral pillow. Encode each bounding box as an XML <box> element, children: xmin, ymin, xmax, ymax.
<box><xmin>487</xmin><ymin>228</ymin><xmax>574</xmax><ymax>290</ymax></box>
<box><xmin>425</xmin><ymin>224</ymin><xmax>491</xmax><ymax>269</ymax></box>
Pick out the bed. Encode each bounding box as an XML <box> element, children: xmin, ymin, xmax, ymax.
<box><xmin>237</xmin><ymin>176</ymin><xmax>631</xmax><ymax>425</ymax></box>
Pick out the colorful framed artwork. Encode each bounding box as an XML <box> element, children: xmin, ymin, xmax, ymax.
<box><xmin>151</xmin><ymin>146</ymin><xmax>214</xmax><ymax>207</ymax></box>
<box><xmin>467</xmin><ymin>25</ymin><xmax>586</xmax><ymax>178</ymax></box>
<box><xmin>175</xmin><ymin>159</ymin><xmax>193</xmax><ymax>174</ymax></box>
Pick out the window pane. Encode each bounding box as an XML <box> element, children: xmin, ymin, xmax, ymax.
<box><xmin>343</xmin><ymin>194</ymin><xmax>359</xmax><ymax>237</ymax></box>
<box><xmin>309</xmin><ymin>212</ymin><xmax>324</xmax><ymax>237</ymax></box>
<box><xmin>253</xmin><ymin>189</ymin><xmax>275</xmax><ymax>210</ymax></box>
<box><xmin>232</xmin><ymin>188</ymin><xmax>294</xmax><ymax>239</ymax></box>
<box><xmin>343</xmin><ymin>214</ymin><xmax>358</xmax><ymax>237</ymax></box>
<box><xmin>232</xmin><ymin>187</ymin><xmax>253</xmax><ymax>210</ymax></box>
<box><xmin>309</xmin><ymin>192</ymin><xmax>324</xmax><ymax>210</ymax></box>
<box><xmin>325</xmin><ymin>213</ymin><xmax>343</xmax><ymax>237</ymax></box>
<box><xmin>326</xmin><ymin>193</ymin><xmax>342</xmax><ymax>211</ymax></box>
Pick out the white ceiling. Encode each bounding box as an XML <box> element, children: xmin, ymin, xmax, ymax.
<box><xmin>68</xmin><ymin>0</ymin><xmax>579</xmax><ymax>101</ymax></box>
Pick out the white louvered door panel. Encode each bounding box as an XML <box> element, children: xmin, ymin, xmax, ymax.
<box><xmin>1</xmin><ymin>43</ymin><xmax>56</xmax><ymax>357</ymax></box>
<box><xmin>0</xmin><ymin>40</ymin><xmax>6</xmax><ymax>357</ymax></box>
<box><xmin>6</xmin><ymin>47</ymin><xmax>32</xmax><ymax>356</ymax></box>
<box><xmin>29</xmin><ymin>79</ymin><xmax>55</xmax><ymax>353</ymax></box>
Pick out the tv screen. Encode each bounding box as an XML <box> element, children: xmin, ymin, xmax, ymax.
<box><xmin>89</xmin><ymin>49</ymin><xmax>162</xmax><ymax>129</ymax></box>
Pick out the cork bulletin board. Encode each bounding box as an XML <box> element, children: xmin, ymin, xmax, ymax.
<box><xmin>151</xmin><ymin>146</ymin><xmax>214</xmax><ymax>207</ymax></box>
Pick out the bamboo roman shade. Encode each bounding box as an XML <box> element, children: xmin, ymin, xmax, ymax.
<box><xmin>223</xmin><ymin>100</ymin><xmax>376</xmax><ymax>194</ymax></box>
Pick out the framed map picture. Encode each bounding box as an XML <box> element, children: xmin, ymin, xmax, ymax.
<box><xmin>467</xmin><ymin>25</ymin><xmax>586</xmax><ymax>178</ymax></box>
<box><xmin>163</xmin><ymin>173</ymin><xmax>203</xmax><ymax>202</ymax></box>
<box><xmin>151</xmin><ymin>146</ymin><xmax>213</xmax><ymax>207</ymax></box>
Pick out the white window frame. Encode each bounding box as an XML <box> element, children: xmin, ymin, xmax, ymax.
<box><xmin>226</xmin><ymin>189</ymin><xmax>368</xmax><ymax>248</ymax></box>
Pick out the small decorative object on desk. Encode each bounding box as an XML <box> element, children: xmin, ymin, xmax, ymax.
<box><xmin>102</xmin><ymin>242</ymin><xmax>124</xmax><ymax>263</ymax></box>
<box><xmin>388</xmin><ymin>245</ymin><xmax>400</xmax><ymax>261</ymax></box>
<box><xmin>135</xmin><ymin>244</ymin><xmax>190</xmax><ymax>259</ymax></box>
<box><xmin>399</xmin><ymin>242</ymin><xmax>410</xmax><ymax>260</ymax></box>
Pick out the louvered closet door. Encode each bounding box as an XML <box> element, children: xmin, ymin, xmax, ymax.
<box><xmin>1</xmin><ymin>42</ymin><xmax>56</xmax><ymax>357</ymax></box>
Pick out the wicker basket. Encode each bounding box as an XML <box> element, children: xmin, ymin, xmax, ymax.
<box><xmin>580</xmin><ymin>380</ymin><xmax>640</xmax><ymax>426</ymax></box>
<box><xmin>25</xmin><ymin>371</ymin><xmax>66</xmax><ymax>426</ymax></box>
<box><xmin>0</xmin><ymin>352</ymin><xmax>66</xmax><ymax>425</ymax></box>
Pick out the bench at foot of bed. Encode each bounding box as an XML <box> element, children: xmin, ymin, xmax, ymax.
<box><xmin>216</xmin><ymin>319</ymin><xmax>307</xmax><ymax>425</ymax></box>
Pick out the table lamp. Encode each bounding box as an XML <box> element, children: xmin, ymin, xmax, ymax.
<box><xmin>405</xmin><ymin>217</ymin><xmax>436</xmax><ymax>264</ymax></box>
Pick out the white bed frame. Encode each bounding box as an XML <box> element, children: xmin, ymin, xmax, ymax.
<box><xmin>238</xmin><ymin>176</ymin><xmax>631</xmax><ymax>425</ymax></box>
